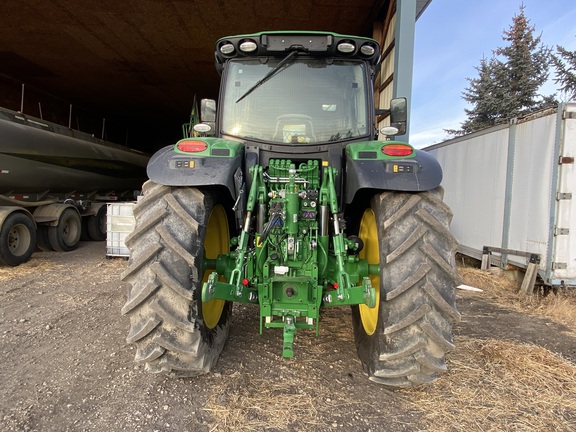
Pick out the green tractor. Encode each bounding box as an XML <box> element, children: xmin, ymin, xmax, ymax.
<box><xmin>121</xmin><ymin>31</ymin><xmax>460</xmax><ymax>388</ymax></box>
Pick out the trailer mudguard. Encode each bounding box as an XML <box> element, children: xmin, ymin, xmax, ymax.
<box><xmin>345</xmin><ymin>142</ymin><xmax>442</xmax><ymax>204</ymax></box>
<box><xmin>32</xmin><ymin>203</ymin><xmax>79</xmax><ymax>226</ymax></box>
<box><xmin>0</xmin><ymin>206</ymin><xmax>36</xmax><ymax>230</ymax></box>
<box><xmin>146</xmin><ymin>138</ymin><xmax>244</xmax><ymax>198</ymax></box>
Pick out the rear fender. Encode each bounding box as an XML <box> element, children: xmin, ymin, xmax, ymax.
<box><xmin>147</xmin><ymin>138</ymin><xmax>244</xmax><ymax>199</ymax></box>
<box><xmin>345</xmin><ymin>141</ymin><xmax>442</xmax><ymax>204</ymax></box>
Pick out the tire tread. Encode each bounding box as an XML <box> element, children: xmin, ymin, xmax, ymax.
<box><xmin>352</xmin><ymin>188</ymin><xmax>460</xmax><ymax>388</ymax></box>
<box><xmin>121</xmin><ymin>182</ymin><xmax>230</xmax><ymax>376</ymax></box>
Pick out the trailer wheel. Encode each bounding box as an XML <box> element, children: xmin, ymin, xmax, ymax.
<box><xmin>121</xmin><ymin>181</ymin><xmax>232</xmax><ymax>376</ymax></box>
<box><xmin>351</xmin><ymin>189</ymin><xmax>460</xmax><ymax>388</ymax></box>
<box><xmin>48</xmin><ymin>208</ymin><xmax>82</xmax><ymax>252</ymax></box>
<box><xmin>80</xmin><ymin>219</ymin><xmax>91</xmax><ymax>241</ymax></box>
<box><xmin>86</xmin><ymin>205</ymin><xmax>107</xmax><ymax>241</ymax></box>
<box><xmin>0</xmin><ymin>212</ymin><xmax>37</xmax><ymax>266</ymax></box>
<box><xmin>36</xmin><ymin>226</ymin><xmax>54</xmax><ymax>251</ymax></box>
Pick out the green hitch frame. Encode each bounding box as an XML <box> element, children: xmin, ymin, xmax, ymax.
<box><xmin>201</xmin><ymin>162</ymin><xmax>378</xmax><ymax>359</ymax></box>
<box><xmin>319</xmin><ymin>166</ymin><xmax>353</xmax><ymax>299</ymax></box>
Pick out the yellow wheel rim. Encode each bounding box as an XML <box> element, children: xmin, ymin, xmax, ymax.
<box><xmin>358</xmin><ymin>208</ymin><xmax>381</xmax><ymax>336</ymax></box>
<box><xmin>202</xmin><ymin>205</ymin><xmax>229</xmax><ymax>329</ymax></box>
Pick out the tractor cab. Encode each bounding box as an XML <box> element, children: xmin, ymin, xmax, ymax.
<box><xmin>200</xmin><ymin>32</ymin><xmax>398</xmax><ymax>149</ymax></box>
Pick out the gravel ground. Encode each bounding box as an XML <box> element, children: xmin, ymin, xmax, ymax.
<box><xmin>1</xmin><ymin>241</ymin><xmax>574</xmax><ymax>431</ymax></box>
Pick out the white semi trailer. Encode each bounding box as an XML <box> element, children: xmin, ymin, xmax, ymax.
<box><xmin>426</xmin><ymin>103</ymin><xmax>576</xmax><ymax>287</ymax></box>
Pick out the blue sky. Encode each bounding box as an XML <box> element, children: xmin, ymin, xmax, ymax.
<box><xmin>410</xmin><ymin>0</ymin><xmax>576</xmax><ymax>148</ymax></box>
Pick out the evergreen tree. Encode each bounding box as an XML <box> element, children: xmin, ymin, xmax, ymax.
<box><xmin>449</xmin><ymin>5</ymin><xmax>554</xmax><ymax>136</ymax></box>
<box><xmin>552</xmin><ymin>45</ymin><xmax>576</xmax><ymax>100</ymax></box>
<box><xmin>446</xmin><ymin>57</ymin><xmax>502</xmax><ymax>135</ymax></box>
<box><xmin>494</xmin><ymin>4</ymin><xmax>552</xmax><ymax>117</ymax></box>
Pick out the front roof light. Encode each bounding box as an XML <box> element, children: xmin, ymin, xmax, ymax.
<box><xmin>337</xmin><ymin>42</ymin><xmax>355</xmax><ymax>53</ymax></box>
<box><xmin>219</xmin><ymin>43</ymin><xmax>235</xmax><ymax>55</ymax></box>
<box><xmin>239</xmin><ymin>40</ymin><xmax>257</xmax><ymax>53</ymax></box>
<box><xmin>360</xmin><ymin>44</ymin><xmax>375</xmax><ymax>56</ymax></box>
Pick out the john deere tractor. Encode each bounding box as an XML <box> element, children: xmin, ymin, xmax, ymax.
<box><xmin>121</xmin><ymin>31</ymin><xmax>460</xmax><ymax>388</ymax></box>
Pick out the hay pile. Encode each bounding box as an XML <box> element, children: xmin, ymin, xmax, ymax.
<box><xmin>0</xmin><ymin>256</ymin><xmax>61</xmax><ymax>281</ymax></box>
<box><xmin>407</xmin><ymin>337</ymin><xmax>576</xmax><ymax>431</ymax></box>
<box><xmin>459</xmin><ymin>266</ymin><xmax>576</xmax><ymax>329</ymax></box>
<box><xmin>203</xmin><ymin>373</ymin><xmax>324</xmax><ymax>432</ymax></box>
<box><xmin>458</xmin><ymin>266</ymin><xmax>522</xmax><ymax>300</ymax></box>
<box><xmin>411</xmin><ymin>266</ymin><xmax>576</xmax><ymax>431</ymax></box>
<box><xmin>203</xmin><ymin>308</ymin><xmax>361</xmax><ymax>432</ymax></box>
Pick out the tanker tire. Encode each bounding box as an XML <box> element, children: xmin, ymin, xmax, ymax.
<box><xmin>121</xmin><ymin>181</ymin><xmax>231</xmax><ymax>376</ymax></box>
<box><xmin>36</xmin><ymin>226</ymin><xmax>54</xmax><ymax>251</ymax></box>
<box><xmin>0</xmin><ymin>212</ymin><xmax>37</xmax><ymax>266</ymax></box>
<box><xmin>48</xmin><ymin>208</ymin><xmax>82</xmax><ymax>252</ymax></box>
<box><xmin>87</xmin><ymin>205</ymin><xmax>107</xmax><ymax>241</ymax></box>
<box><xmin>351</xmin><ymin>188</ymin><xmax>461</xmax><ymax>388</ymax></box>
<box><xmin>80</xmin><ymin>218</ymin><xmax>91</xmax><ymax>241</ymax></box>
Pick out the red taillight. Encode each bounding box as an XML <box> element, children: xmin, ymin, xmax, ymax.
<box><xmin>381</xmin><ymin>144</ymin><xmax>413</xmax><ymax>157</ymax></box>
<box><xmin>177</xmin><ymin>139</ymin><xmax>208</xmax><ymax>153</ymax></box>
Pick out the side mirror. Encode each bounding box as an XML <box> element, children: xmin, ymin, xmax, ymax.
<box><xmin>200</xmin><ymin>99</ymin><xmax>217</xmax><ymax>136</ymax></box>
<box><xmin>200</xmin><ymin>99</ymin><xmax>217</xmax><ymax>122</ymax></box>
<box><xmin>389</xmin><ymin>97</ymin><xmax>407</xmax><ymax>135</ymax></box>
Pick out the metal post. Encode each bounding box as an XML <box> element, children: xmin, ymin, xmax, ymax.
<box><xmin>20</xmin><ymin>83</ymin><xmax>25</xmax><ymax>113</ymax></box>
<box><xmin>501</xmin><ymin>118</ymin><xmax>517</xmax><ymax>268</ymax></box>
<box><xmin>393</xmin><ymin>0</ymin><xmax>416</xmax><ymax>142</ymax></box>
<box><xmin>481</xmin><ymin>246</ymin><xmax>491</xmax><ymax>270</ymax></box>
<box><xmin>545</xmin><ymin>103</ymin><xmax>565</xmax><ymax>284</ymax></box>
<box><xmin>520</xmin><ymin>254</ymin><xmax>541</xmax><ymax>295</ymax></box>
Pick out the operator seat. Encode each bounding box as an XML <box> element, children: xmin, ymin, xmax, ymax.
<box><xmin>273</xmin><ymin>114</ymin><xmax>316</xmax><ymax>143</ymax></box>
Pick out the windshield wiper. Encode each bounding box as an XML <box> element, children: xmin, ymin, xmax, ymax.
<box><xmin>236</xmin><ymin>49</ymin><xmax>302</xmax><ymax>103</ymax></box>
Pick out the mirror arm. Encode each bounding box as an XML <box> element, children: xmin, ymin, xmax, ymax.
<box><xmin>375</xmin><ymin>108</ymin><xmax>390</xmax><ymax>116</ymax></box>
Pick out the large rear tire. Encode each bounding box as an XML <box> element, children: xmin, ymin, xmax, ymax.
<box><xmin>351</xmin><ymin>188</ymin><xmax>460</xmax><ymax>388</ymax></box>
<box><xmin>121</xmin><ymin>181</ymin><xmax>232</xmax><ymax>376</ymax></box>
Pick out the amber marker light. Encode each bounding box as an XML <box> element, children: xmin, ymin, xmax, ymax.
<box><xmin>381</xmin><ymin>144</ymin><xmax>413</xmax><ymax>157</ymax></box>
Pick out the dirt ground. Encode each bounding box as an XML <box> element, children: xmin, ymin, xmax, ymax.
<box><xmin>1</xmin><ymin>242</ymin><xmax>575</xmax><ymax>432</ymax></box>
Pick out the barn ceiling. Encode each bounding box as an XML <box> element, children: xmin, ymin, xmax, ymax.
<box><xmin>0</xmin><ymin>0</ymin><xmax>429</xmax><ymax>151</ymax></box>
